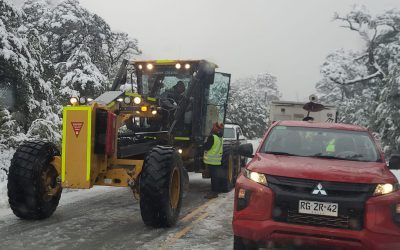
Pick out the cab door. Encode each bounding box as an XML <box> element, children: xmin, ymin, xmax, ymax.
<box><xmin>204</xmin><ymin>72</ymin><xmax>231</xmax><ymax>136</ymax></box>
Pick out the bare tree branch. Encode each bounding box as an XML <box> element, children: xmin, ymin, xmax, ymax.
<box><xmin>336</xmin><ymin>16</ymin><xmax>360</xmax><ymax>31</ymax></box>
<box><xmin>329</xmin><ymin>71</ymin><xmax>382</xmax><ymax>86</ymax></box>
<box><xmin>354</xmin><ymin>53</ymin><xmax>368</xmax><ymax>61</ymax></box>
<box><xmin>373</xmin><ymin>61</ymin><xmax>386</xmax><ymax>77</ymax></box>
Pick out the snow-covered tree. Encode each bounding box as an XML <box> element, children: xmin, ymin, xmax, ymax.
<box><xmin>21</xmin><ymin>0</ymin><xmax>141</xmax><ymax>99</ymax></box>
<box><xmin>0</xmin><ymin>0</ymin><xmax>142</xmax><ymax>205</ymax></box>
<box><xmin>227</xmin><ymin>73</ymin><xmax>281</xmax><ymax>139</ymax></box>
<box><xmin>0</xmin><ymin>0</ymin><xmax>141</xmax><ymax>166</ymax></box>
<box><xmin>58</xmin><ymin>44</ymin><xmax>106</xmax><ymax>99</ymax></box>
<box><xmin>317</xmin><ymin>6</ymin><xmax>400</xmax><ymax>155</ymax></box>
<box><xmin>0</xmin><ymin>0</ymin><xmax>51</xmax><ymax>131</ymax></box>
<box><xmin>102</xmin><ymin>31</ymin><xmax>141</xmax><ymax>84</ymax></box>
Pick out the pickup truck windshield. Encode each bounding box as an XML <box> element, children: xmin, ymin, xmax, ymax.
<box><xmin>262</xmin><ymin>126</ymin><xmax>381</xmax><ymax>162</ymax></box>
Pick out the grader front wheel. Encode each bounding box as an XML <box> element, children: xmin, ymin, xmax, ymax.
<box><xmin>139</xmin><ymin>146</ymin><xmax>184</xmax><ymax>227</ymax></box>
<box><xmin>8</xmin><ymin>141</ymin><xmax>62</xmax><ymax>219</ymax></box>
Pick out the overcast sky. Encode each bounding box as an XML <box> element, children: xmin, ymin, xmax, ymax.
<box><xmin>12</xmin><ymin>0</ymin><xmax>400</xmax><ymax>100</ymax></box>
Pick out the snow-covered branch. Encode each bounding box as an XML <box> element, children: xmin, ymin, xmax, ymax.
<box><xmin>330</xmin><ymin>71</ymin><xmax>382</xmax><ymax>86</ymax></box>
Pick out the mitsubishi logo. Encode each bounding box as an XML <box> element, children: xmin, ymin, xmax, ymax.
<box><xmin>312</xmin><ymin>183</ymin><xmax>327</xmax><ymax>195</ymax></box>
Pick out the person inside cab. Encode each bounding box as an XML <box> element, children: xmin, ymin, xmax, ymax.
<box><xmin>159</xmin><ymin>81</ymin><xmax>187</xmax><ymax>130</ymax></box>
<box><xmin>161</xmin><ymin>81</ymin><xmax>186</xmax><ymax>106</ymax></box>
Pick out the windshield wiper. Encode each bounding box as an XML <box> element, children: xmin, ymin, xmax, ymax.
<box><xmin>309</xmin><ymin>153</ymin><xmax>346</xmax><ymax>160</ymax></box>
<box><xmin>346</xmin><ymin>154</ymin><xmax>364</xmax><ymax>159</ymax></box>
<box><xmin>264</xmin><ymin>151</ymin><xmax>299</xmax><ymax>156</ymax></box>
<box><xmin>310</xmin><ymin>153</ymin><xmax>366</xmax><ymax>161</ymax></box>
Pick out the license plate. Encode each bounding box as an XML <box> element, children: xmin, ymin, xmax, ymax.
<box><xmin>298</xmin><ymin>200</ymin><xmax>338</xmax><ymax>217</ymax></box>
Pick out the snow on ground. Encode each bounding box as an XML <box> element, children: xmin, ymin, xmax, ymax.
<box><xmin>0</xmin><ymin>180</ymin><xmax>8</xmax><ymax>210</ymax></box>
<box><xmin>392</xmin><ymin>170</ymin><xmax>400</xmax><ymax>182</ymax></box>
<box><xmin>163</xmin><ymin>191</ymin><xmax>234</xmax><ymax>250</ymax></box>
<box><xmin>0</xmin><ymin>184</ymin><xmax>117</xmax><ymax>217</ymax></box>
<box><xmin>0</xmin><ymin>147</ymin><xmax>15</xmax><ymax>209</ymax></box>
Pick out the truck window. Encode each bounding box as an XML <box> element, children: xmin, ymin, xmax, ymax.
<box><xmin>207</xmin><ymin>72</ymin><xmax>231</xmax><ymax>122</ymax></box>
<box><xmin>223</xmin><ymin>127</ymin><xmax>236</xmax><ymax>139</ymax></box>
<box><xmin>141</xmin><ymin>72</ymin><xmax>191</xmax><ymax>97</ymax></box>
<box><xmin>262</xmin><ymin>126</ymin><xmax>381</xmax><ymax>162</ymax></box>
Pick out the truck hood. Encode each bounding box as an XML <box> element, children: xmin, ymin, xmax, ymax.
<box><xmin>249</xmin><ymin>153</ymin><xmax>396</xmax><ymax>184</ymax></box>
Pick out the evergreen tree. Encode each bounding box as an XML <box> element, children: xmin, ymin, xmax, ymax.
<box><xmin>316</xmin><ymin>6</ymin><xmax>400</xmax><ymax>155</ymax></box>
<box><xmin>227</xmin><ymin>73</ymin><xmax>281</xmax><ymax>139</ymax></box>
<box><xmin>58</xmin><ymin>44</ymin><xmax>106</xmax><ymax>99</ymax></box>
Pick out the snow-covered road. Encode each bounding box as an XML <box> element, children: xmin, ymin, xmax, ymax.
<box><xmin>0</xmin><ymin>173</ymin><xmax>237</xmax><ymax>250</ymax></box>
<box><xmin>0</xmin><ymin>137</ymin><xmax>398</xmax><ymax>250</ymax></box>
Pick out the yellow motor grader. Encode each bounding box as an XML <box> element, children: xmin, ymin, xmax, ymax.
<box><xmin>7</xmin><ymin>59</ymin><xmax>253</xmax><ymax>227</ymax></box>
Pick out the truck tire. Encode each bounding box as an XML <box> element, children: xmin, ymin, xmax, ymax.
<box><xmin>8</xmin><ymin>141</ymin><xmax>62</xmax><ymax>219</ymax></box>
<box><xmin>210</xmin><ymin>145</ymin><xmax>236</xmax><ymax>192</ymax></box>
<box><xmin>240</xmin><ymin>156</ymin><xmax>247</xmax><ymax>168</ymax></box>
<box><xmin>139</xmin><ymin>146</ymin><xmax>183</xmax><ymax>227</ymax></box>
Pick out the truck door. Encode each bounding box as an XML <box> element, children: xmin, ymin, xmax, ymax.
<box><xmin>204</xmin><ymin>72</ymin><xmax>231</xmax><ymax>136</ymax></box>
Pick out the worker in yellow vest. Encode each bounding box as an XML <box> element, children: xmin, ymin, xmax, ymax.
<box><xmin>204</xmin><ymin>123</ymin><xmax>224</xmax><ymax>165</ymax></box>
<box><xmin>326</xmin><ymin>139</ymin><xmax>336</xmax><ymax>154</ymax></box>
<box><xmin>203</xmin><ymin>122</ymin><xmax>224</xmax><ymax>198</ymax></box>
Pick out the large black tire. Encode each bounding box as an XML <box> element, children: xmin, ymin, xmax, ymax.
<box><xmin>233</xmin><ymin>236</ymin><xmax>259</xmax><ymax>250</ymax></box>
<box><xmin>240</xmin><ymin>156</ymin><xmax>247</xmax><ymax>168</ymax></box>
<box><xmin>139</xmin><ymin>145</ymin><xmax>184</xmax><ymax>227</ymax></box>
<box><xmin>210</xmin><ymin>145</ymin><xmax>237</xmax><ymax>192</ymax></box>
<box><xmin>8</xmin><ymin>141</ymin><xmax>62</xmax><ymax>220</ymax></box>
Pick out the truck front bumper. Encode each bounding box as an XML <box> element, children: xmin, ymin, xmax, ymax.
<box><xmin>232</xmin><ymin>174</ymin><xmax>400</xmax><ymax>250</ymax></box>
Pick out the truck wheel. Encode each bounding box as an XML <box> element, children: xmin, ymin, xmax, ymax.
<box><xmin>139</xmin><ymin>146</ymin><xmax>183</xmax><ymax>227</ymax></box>
<box><xmin>8</xmin><ymin>141</ymin><xmax>62</xmax><ymax>219</ymax></box>
<box><xmin>240</xmin><ymin>156</ymin><xmax>247</xmax><ymax>168</ymax></box>
<box><xmin>210</xmin><ymin>145</ymin><xmax>235</xmax><ymax>192</ymax></box>
<box><xmin>234</xmin><ymin>236</ymin><xmax>259</xmax><ymax>250</ymax></box>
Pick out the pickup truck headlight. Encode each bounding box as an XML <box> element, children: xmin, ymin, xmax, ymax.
<box><xmin>243</xmin><ymin>168</ymin><xmax>268</xmax><ymax>186</ymax></box>
<box><xmin>373</xmin><ymin>183</ymin><xmax>399</xmax><ymax>196</ymax></box>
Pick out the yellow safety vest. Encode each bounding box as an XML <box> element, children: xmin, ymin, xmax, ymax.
<box><xmin>203</xmin><ymin>135</ymin><xmax>223</xmax><ymax>166</ymax></box>
<box><xmin>326</xmin><ymin>139</ymin><xmax>335</xmax><ymax>153</ymax></box>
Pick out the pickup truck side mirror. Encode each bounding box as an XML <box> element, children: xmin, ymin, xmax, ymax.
<box><xmin>389</xmin><ymin>154</ymin><xmax>400</xmax><ymax>170</ymax></box>
<box><xmin>238</xmin><ymin>143</ymin><xmax>254</xmax><ymax>158</ymax></box>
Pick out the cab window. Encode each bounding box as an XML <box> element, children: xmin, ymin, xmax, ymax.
<box><xmin>223</xmin><ymin>128</ymin><xmax>236</xmax><ymax>139</ymax></box>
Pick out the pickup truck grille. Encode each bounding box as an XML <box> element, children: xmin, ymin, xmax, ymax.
<box><xmin>287</xmin><ymin>210</ymin><xmax>352</xmax><ymax>229</ymax></box>
<box><xmin>268</xmin><ymin>175</ymin><xmax>375</xmax><ymax>231</ymax></box>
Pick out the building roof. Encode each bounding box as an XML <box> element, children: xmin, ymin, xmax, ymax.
<box><xmin>271</xmin><ymin>100</ymin><xmax>336</xmax><ymax>108</ymax></box>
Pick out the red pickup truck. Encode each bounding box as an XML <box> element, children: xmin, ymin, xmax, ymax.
<box><xmin>233</xmin><ymin>121</ymin><xmax>400</xmax><ymax>250</ymax></box>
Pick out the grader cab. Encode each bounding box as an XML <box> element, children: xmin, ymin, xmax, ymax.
<box><xmin>7</xmin><ymin>59</ymin><xmax>246</xmax><ymax>227</ymax></box>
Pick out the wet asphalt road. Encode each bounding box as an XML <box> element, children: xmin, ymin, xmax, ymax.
<box><xmin>0</xmin><ymin>173</ymin><xmax>329</xmax><ymax>250</ymax></box>
<box><xmin>0</xmin><ymin>173</ymin><xmax>235</xmax><ymax>250</ymax></box>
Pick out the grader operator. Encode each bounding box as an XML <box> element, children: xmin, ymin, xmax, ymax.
<box><xmin>7</xmin><ymin>59</ymin><xmax>251</xmax><ymax>227</ymax></box>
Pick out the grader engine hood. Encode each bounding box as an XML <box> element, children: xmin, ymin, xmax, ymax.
<box><xmin>62</xmin><ymin>106</ymin><xmax>93</xmax><ymax>188</ymax></box>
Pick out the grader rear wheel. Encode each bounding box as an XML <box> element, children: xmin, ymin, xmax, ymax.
<box><xmin>8</xmin><ymin>141</ymin><xmax>62</xmax><ymax>219</ymax></box>
<box><xmin>210</xmin><ymin>145</ymin><xmax>236</xmax><ymax>192</ymax></box>
<box><xmin>139</xmin><ymin>146</ymin><xmax>184</xmax><ymax>227</ymax></box>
